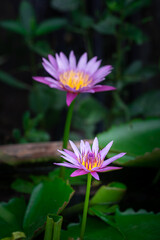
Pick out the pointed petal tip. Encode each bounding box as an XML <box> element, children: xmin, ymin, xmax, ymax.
<box><xmin>91</xmin><ymin>172</ymin><xmax>100</xmax><ymax>180</ymax></box>
<box><xmin>66</xmin><ymin>92</ymin><xmax>78</xmax><ymax>106</ymax></box>
<box><xmin>92</xmin><ymin>137</ymin><xmax>99</xmax><ymax>153</ymax></box>
<box><xmin>70</xmin><ymin>50</ymin><xmax>74</xmax><ymax>55</ymax></box>
<box><xmin>69</xmin><ymin>139</ymin><xmax>73</xmax><ymax>145</ymax></box>
<box><xmin>92</xmin><ymin>85</ymin><xmax>116</xmax><ymax>93</ymax></box>
<box><xmin>32</xmin><ymin>76</ymin><xmax>39</xmax><ymax>80</ymax></box>
<box><xmin>109</xmin><ymin>140</ymin><xmax>114</xmax><ymax>146</ymax></box>
<box><xmin>98</xmin><ymin>166</ymin><xmax>122</xmax><ymax>172</ymax></box>
<box><xmin>66</xmin><ymin>99</ymin><xmax>70</xmax><ymax>107</ymax></box>
<box><xmin>121</xmin><ymin>152</ymin><xmax>127</xmax><ymax>156</ymax></box>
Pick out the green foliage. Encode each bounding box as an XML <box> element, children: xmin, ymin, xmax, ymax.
<box><xmin>72</xmin><ymin>96</ymin><xmax>108</xmax><ymax>139</ymax></box>
<box><xmin>28</xmin><ymin>40</ymin><xmax>52</xmax><ymax>57</ymax></box>
<box><xmin>0</xmin><ymin>0</ymin><xmax>67</xmax><ymax>57</ymax></box>
<box><xmin>0</xmin><ymin>21</ymin><xmax>25</xmax><ymax>35</ymax></box>
<box><xmin>0</xmin><ymin>178</ymin><xmax>74</xmax><ymax>240</ymax></box>
<box><xmin>0</xmin><ymin>70</ymin><xmax>29</xmax><ymax>90</ymax></box>
<box><xmin>62</xmin><ymin>208</ymin><xmax>160</xmax><ymax>240</ymax></box>
<box><xmin>106</xmin><ymin>0</ymin><xmax>150</xmax><ymax>16</ymax></box>
<box><xmin>94</xmin><ymin>0</ymin><xmax>149</xmax><ymax>45</ymax></box>
<box><xmin>51</xmin><ymin>0</ymin><xmax>80</xmax><ymax>12</ymax></box>
<box><xmin>97</xmin><ymin>119</ymin><xmax>160</xmax><ymax>167</ymax></box>
<box><xmin>48</xmin><ymin>168</ymin><xmax>87</xmax><ymax>185</ymax></box>
<box><xmin>63</xmin><ymin>181</ymin><xmax>126</xmax><ymax>219</ymax></box>
<box><xmin>89</xmin><ymin>0</ymin><xmax>154</xmax><ymax>124</ymax></box>
<box><xmin>90</xmin><ymin>182</ymin><xmax>126</xmax><ymax>206</ymax></box>
<box><xmin>11</xmin><ymin>178</ymin><xmax>37</xmax><ymax>194</ymax></box>
<box><xmin>29</xmin><ymin>85</ymin><xmax>66</xmax><ymax>114</ymax></box>
<box><xmin>28</xmin><ymin>85</ymin><xmax>66</xmax><ymax>132</ymax></box>
<box><xmin>122</xmin><ymin>23</ymin><xmax>148</xmax><ymax>44</ymax></box>
<box><xmin>19</xmin><ymin>0</ymin><xmax>36</xmax><ymax>37</ymax></box>
<box><xmin>72</xmin><ymin>11</ymin><xmax>94</xmax><ymax>29</ymax></box>
<box><xmin>115</xmin><ymin>61</ymin><xmax>158</xmax><ymax>92</ymax></box>
<box><xmin>61</xmin><ymin>217</ymin><xmax>123</xmax><ymax>240</ymax></box>
<box><xmin>93</xmin><ymin>15</ymin><xmax>120</xmax><ymax>35</ymax></box>
<box><xmin>35</xmin><ymin>18</ymin><xmax>67</xmax><ymax>36</ymax></box>
<box><xmin>44</xmin><ymin>214</ymin><xmax>63</xmax><ymax>240</ymax></box>
<box><xmin>23</xmin><ymin>178</ymin><xmax>74</xmax><ymax>239</ymax></box>
<box><xmin>0</xmin><ymin>198</ymin><xmax>26</xmax><ymax>239</ymax></box>
<box><xmin>89</xmin><ymin>182</ymin><xmax>126</xmax><ymax>217</ymax></box>
<box><xmin>11</xmin><ymin>168</ymin><xmax>86</xmax><ymax>194</ymax></box>
<box><xmin>13</xmin><ymin>111</ymin><xmax>50</xmax><ymax>143</ymax></box>
<box><xmin>129</xmin><ymin>90</ymin><xmax>160</xmax><ymax>118</ymax></box>
<box><xmin>115</xmin><ymin>208</ymin><xmax>160</xmax><ymax>240</ymax></box>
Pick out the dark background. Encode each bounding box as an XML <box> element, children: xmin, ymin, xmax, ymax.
<box><xmin>0</xmin><ymin>0</ymin><xmax>160</xmax><ymax>144</ymax></box>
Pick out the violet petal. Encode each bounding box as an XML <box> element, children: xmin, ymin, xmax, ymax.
<box><xmin>66</xmin><ymin>92</ymin><xmax>78</xmax><ymax>106</ymax></box>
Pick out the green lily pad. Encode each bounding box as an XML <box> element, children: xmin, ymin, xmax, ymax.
<box><xmin>97</xmin><ymin>119</ymin><xmax>160</xmax><ymax>167</ymax></box>
<box><xmin>62</xmin><ymin>208</ymin><xmax>160</xmax><ymax>240</ymax></box>
<box><xmin>23</xmin><ymin>177</ymin><xmax>74</xmax><ymax>239</ymax></box>
<box><xmin>115</xmin><ymin>208</ymin><xmax>160</xmax><ymax>240</ymax></box>
<box><xmin>90</xmin><ymin>182</ymin><xmax>126</xmax><ymax>205</ymax></box>
<box><xmin>63</xmin><ymin>182</ymin><xmax>126</xmax><ymax>219</ymax></box>
<box><xmin>0</xmin><ymin>198</ymin><xmax>26</xmax><ymax>239</ymax></box>
<box><xmin>61</xmin><ymin>217</ymin><xmax>123</xmax><ymax>240</ymax></box>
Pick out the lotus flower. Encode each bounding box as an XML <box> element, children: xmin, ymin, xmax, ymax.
<box><xmin>55</xmin><ymin>138</ymin><xmax>126</xmax><ymax>180</ymax></box>
<box><xmin>33</xmin><ymin>51</ymin><xmax>115</xmax><ymax>106</ymax></box>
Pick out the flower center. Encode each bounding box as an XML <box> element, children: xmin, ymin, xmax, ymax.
<box><xmin>59</xmin><ymin>70</ymin><xmax>91</xmax><ymax>90</ymax></box>
<box><xmin>80</xmin><ymin>152</ymin><xmax>102</xmax><ymax>171</ymax></box>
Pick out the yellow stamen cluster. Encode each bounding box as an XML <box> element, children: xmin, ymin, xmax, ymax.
<box><xmin>80</xmin><ymin>152</ymin><xmax>102</xmax><ymax>171</ymax></box>
<box><xmin>59</xmin><ymin>70</ymin><xmax>92</xmax><ymax>90</ymax></box>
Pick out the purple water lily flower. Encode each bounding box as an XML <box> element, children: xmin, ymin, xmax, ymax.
<box><xmin>55</xmin><ymin>137</ymin><xmax>126</xmax><ymax>180</ymax></box>
<box><xmin>33</xmin><ymin>51</ymin><xmax>115</xmax><ymax>106</ymax></box>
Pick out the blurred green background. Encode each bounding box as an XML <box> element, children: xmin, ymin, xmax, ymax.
<box><xmin>0</xmin><ymin>0</ymin><xmax>160</xmax><ymax>144</ymax></box>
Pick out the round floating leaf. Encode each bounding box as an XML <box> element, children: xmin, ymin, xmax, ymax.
<box><xmin>23</xmin><ymin>178</ymin><xmax>74</xmax><ymax>239</ymax></box>
<box><xmin>61</xmin><ymin>217</ymin><xmax>123</xmax><ymax>240</ymax></box>
<box><xmin>90</xmin><ymin>182</ymin><xmax>126</xmax><ymax>205</ymax></box>
<box><xmin>97</xmin><ymin>119</ymin><xmax>160</xmax><ymax>167</ymax></box>
<box><xmin>115</xmin><ymin>208</ymin><xmax>160</xmax><ymax>240</ymax></box>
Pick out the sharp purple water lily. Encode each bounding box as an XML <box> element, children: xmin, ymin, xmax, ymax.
<box><xmin>55</xmin><ymin>137</ymin><xmax>126</xmax><ymax>180</ymax></box>
<box><xmin>33</xmin><ymin>51</ymin><xmax>116</xmax><ymax>106</ymax></box>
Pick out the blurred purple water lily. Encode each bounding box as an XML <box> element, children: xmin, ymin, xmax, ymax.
<box><xmin>33</xmin><ymin>51</ymin><xmax>115</xmax><ymax>106</ymax></box>
<box><xmin>55</xmin><ymin>137</ymin><xmax>126</xmax><ymax>180</ymax></box>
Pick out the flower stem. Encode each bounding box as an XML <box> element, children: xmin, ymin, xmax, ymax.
<box><xmin>59</xmin><ymin>100</ymin><xmax>75</xmax><ymax>179</ymax></box>
<box><xmin>80</xmin><ymin>173</ymin><xmax>92</xmax><ymax>240</ymax></box>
